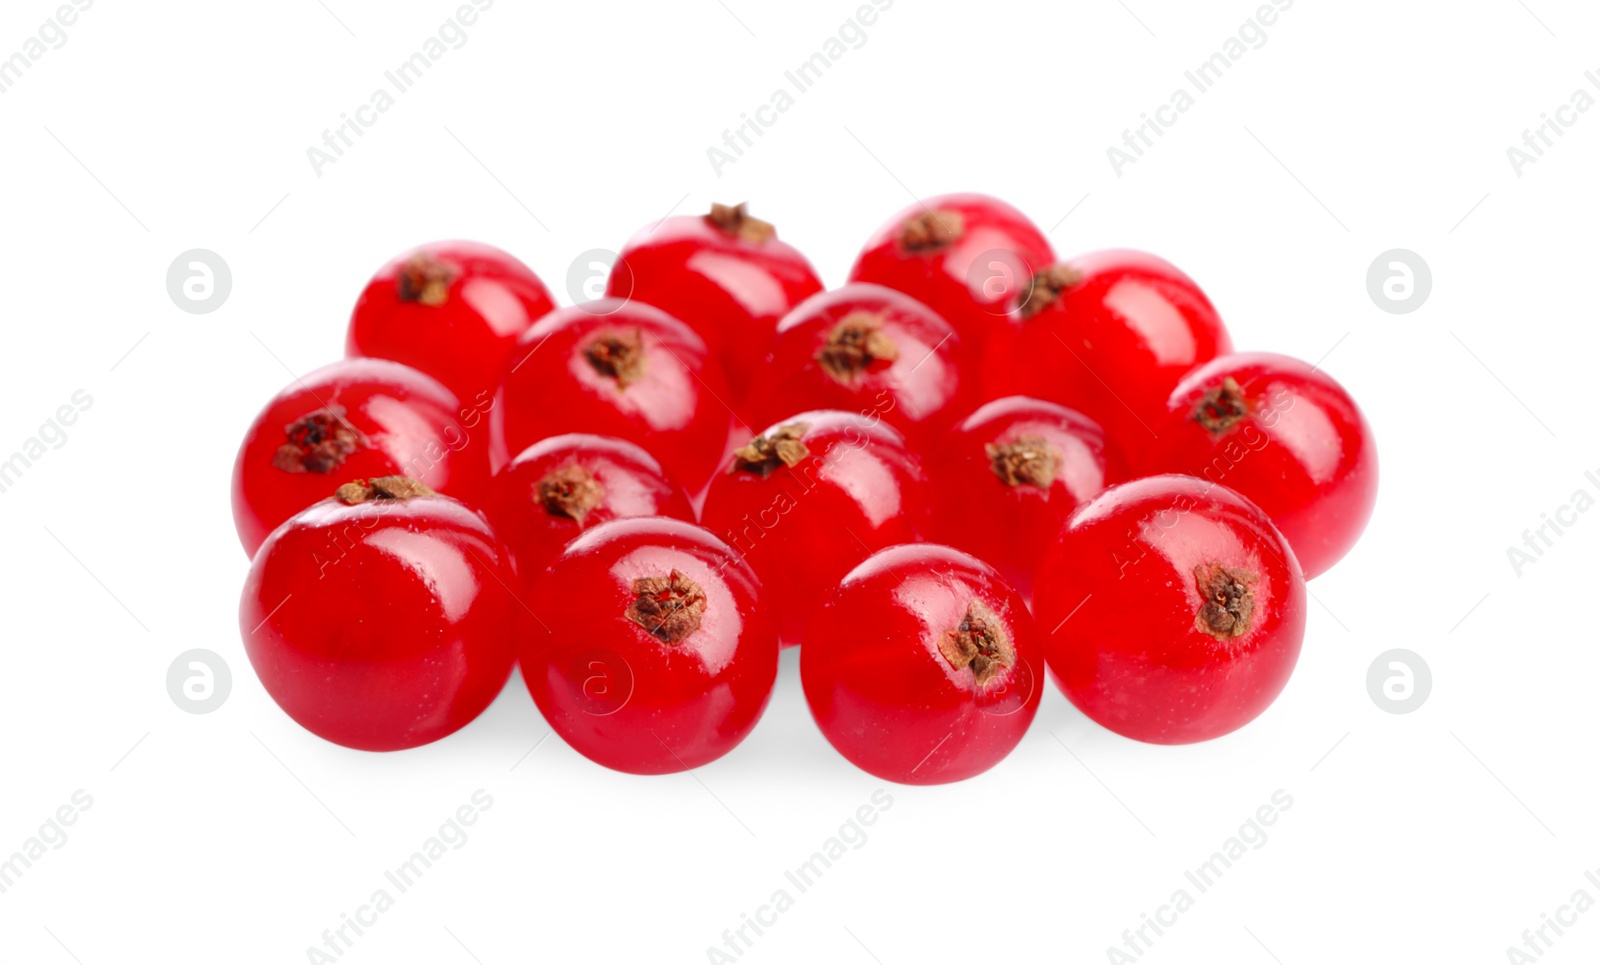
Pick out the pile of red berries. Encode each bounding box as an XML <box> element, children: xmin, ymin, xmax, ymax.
<box><xmin>233</xmin><ymin>195</ymin><xmax>1377</xmax><ymax>784</ymax></box>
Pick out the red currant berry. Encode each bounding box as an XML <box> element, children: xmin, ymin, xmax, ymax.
<box><xmin>231</xmin><ymin>359</ymin><xmax>489</xmax><ymax>557</ymax></box>
<box><xmin>751</xmin><ymin>283</ymin><xmax>969</xmax><ymax>447</ymax></box>
<box><xmin>608</xmin><ymin>202</ymin><xmax>823</xmax><ymax>409</ymax></box>
<box><xmin>347</xmin><ymin>241</ymin><xmax>555</xmax><ymax>405</ymax></box>
<box><xmin>522</xmin><ymin>516</ymin><xmax>779</xmax><ymax>774</ymax></box>
<box><xmin>1034</xmin><ymin>475</ymin><xmax>1306</xmax><ymax>744</ymax></box>
<box><xmin>700</xmin><ymin>411</ymin><xmax>931</xmax><ymax>646</ymax></box>
<box><xmin>240</xmin><ymin>478</ymin><xmax>517</xmax><ymax>751</ymax></box>
<box><xmin>1143</xmin><ymin>352</ymin><xmax>1377</xmax><ymax>579</ymax></box>
<box><xmin>483</xmin><ymin>433</ymin><xmax>696</xmax><ymax>587</ymax></box>
<box><xmin>801</xmin><ymin>544</ymin><xmax>1042</xmax><ymax>784</ymax></box>
<box><xmin>985</xmin><ymin>249</ymin><xmax>1232</xmax><ymax>448</ymax></box>
<box><xmin>924</xmin><ymin>396</ymin><xmax>1124</xmax><ymax>594</ymax></box>
<box><xmin>494</xmin><ymin>300</ymin><xmax>732</xmax><ymax>493</ymax></box>
<box><xmin>849</xmin><ymin>193</ymin><xmax>1054</xmax><ymax>353</ymax></box>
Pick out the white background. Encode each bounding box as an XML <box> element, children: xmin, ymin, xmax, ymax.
<box><xmin>0</xmin><ymin>0</ymin><xmax>1594</xmax><ymax>962</ymax></box>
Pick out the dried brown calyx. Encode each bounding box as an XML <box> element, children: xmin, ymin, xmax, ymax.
<box><xmin>334</xmin><ymin>476</ymin><xmax>436</xmax><ymax>505</ymax></box>
<box><xmin>1191</xmin><ymin>377</ymin><xmax>1250</xmax><ymax>436</ymax></box>
<box><xmin>816</xmin><ymin>312</ymin><xmax>900</xmax><ymax>383</ymax></box>
<box><xmin>1193</xmin><ymin>563</ymin><xmax>1257</xmax><ymax>640</ymax></box>
<box><xmin>731</xmin><ymin>422</ymin><xmax>811</xmax><ymax>478</ymax></box>
<box><xmin>538</xmin><ymin>465</ymin><xmax>604</xmax><ymax>521</ymax></box>
<box><xmin>897</xmin><ymin>209</ymin><xmax>965</xmax><ymax>253</ymax></box>
<box><xmin>986</xmin><ymin>436</ymin><xmax>1062</xmax><ymax>489</ymax></box>
<box><xmin>1016</xmin><ymin>265</ymin><xmax>1084</xmax><ymax>319</ymax></box>
<box><xmin>272</xmin><ymin>407</ymin><xmax>363</xmax><ymax>474</ymax></box>
<box><xmin>584</xmin><ymin>329</ymin><xmax>646</xmax><ymax>388</ymax></box>
<box><xmin>938</xmin><ymin>600</ymin><xmax>1016</xmax><ymax>686</ymax></box>
<box><xmin>397</xmin><ymin>252</ymin><xmax>457</xmax><ymax>307</ymax></box>
<box><xmin>625</xmin><ymin>569</ymin><xmax>707</xmax><ymax>645</ymax></box>
<box><xmin>707</xmin><ymin>202</ymin><xmax>775</xmax><ymax>244</ymax></box>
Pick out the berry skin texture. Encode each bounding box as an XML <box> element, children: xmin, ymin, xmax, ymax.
<box><xmin>801</xmin><ymin>544</ymin><xmax>1042</xmax><ymax>785</ymax></box>
<box><xmin>984</xmin><ymin>249</ymin><xmax>1232</xmax><ymax>448</ymax></box>
<box><xmin>849</xmin><ymin>193</ymin><xmax>1055</xmax><ymax>354</ymax></box>
<box><xmin>925</xmin><ymin>396</ymin><xmax>1125</xmax><ymax>594</ymax></box>
<box><xmin>239</xmin><ymin>480</ymin><xmax>517</xmax><ymax>751</ymax></box>
<box><xmin>522</xmin><ymin>517</ymin><xmax>779</xmax><ymax>775</ymax></box>
<box><xmin>751</xmin><ymin>283</ymin><xmax>969</xmax><ymax>447</ymax></box>
<box><xmin>701</xmin><ymin>410</ymin><xmax>932</xmax><ymax>646</ymax></box>
<box><xmin>231</xmin><ymin>358</ymin><xmax>489</xmax><ymax>557</ymax></box>
<box><xmin>1034</xmin><ymin>475</ymin><xmax>1307</xmax><ymax>745</ymax></box>
<box><xmin>607</xmin><ymin>203</ymin><xmax>824</xmax><ymax>410</ymax></box>
<box><xmin>483</xmin><ymin>433</ymin><xmax>696</xmax><ymax>587</ymax></box>
<box><xmin>347</xmin><ymin>241</ymin><xmax>555</xmax><ymax>405</ymax></box>
<box><xmin>1144</xmin><ymin>352</ymin><xmax>1378</xmax><ymax>580</ymax></box>
<box><xmin>493</xmin><ymin>300</ymin><xmax>732</xmax><ymax>493</ymax></box>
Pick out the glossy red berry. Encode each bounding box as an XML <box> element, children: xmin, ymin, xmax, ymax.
<box><xmin>1034</xmin><ymin>475</ymin><xmax>1306</xmax><ymax>745</ymax></box>
<box><xmin>924</xmin><ymin>396</ymin><xmax>1124</xmax><ymax>594</ymax></box>
<box><xmin>240</xmin><ymin>478</ymin><xmax>517</xmax><ymax>751</ymax></box>
<box><xmin>751</xmin><ymin>283</ymin><xmax>969</xmax><ymax>447</ymax></box>
<box><xmin>801</xmin><ymin>543</ymin><xmax>1042</xmax><ymax>785</ymax></box>
<box><xmin>700</xmin><ymin>410</ymin><xmax>931</xmax><ymax>646</ymax></box>
<box><xmin>522</xmin><ymin>516</ymin><xmax>779</xmax><ymax>774</ymax></box>
<box><xmin>231</xmin><ymin>358</ymin><xmax>490</xmax><ymax>557</ymax></box>
<box><xmin>483</xmin><ymin>433</ymin><xmax>695</xmax><ymax>587</ymax></box>
<box><xmin>608</xmin><ymin>202</ymin><xmax>823</xmax><ymax>409</ymax></box>
<box><xmin>347</xmin><ymin>241</ymin><xmax>555</xmax><ymax>405</ymax></box>
<box><xmin>849</xmin><ymin>193</ymin><xmax>1054</xmax><ymax>353</ymax></box>
<box><xmin>494</xmin><ymin>300</ymin><xmax>732</xmax><ymax>493</ymax></box>
<box><xmin>1143</xmin><ymin>352</ymin><xmax>1377</xmax><ymax>579</ymax></box>
<box><xmin>985</xmin><ymin>249</ymin><xmax>1231</xmax><ymax>449</ymax></box>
